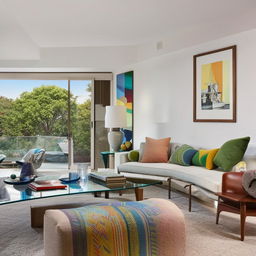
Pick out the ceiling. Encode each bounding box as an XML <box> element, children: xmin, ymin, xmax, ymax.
<box><xmin>1</xmin><ymin>0</ymin><xmax>256</xmax><ymax>48</ymax></box>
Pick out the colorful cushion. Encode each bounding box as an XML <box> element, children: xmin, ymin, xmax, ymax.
<box><xmin>213</xmin><ymin>136</ymin><xmax>250</xmax><ymax>172</ymax></box>
<box><xmin>59</xmin><ymin>199</ymin><xmax>186</xmax><ymax>256</ymax></box>
<box><xmin>128</xmin><ymin>150</ymin><xmax>139</xmax><ymax>162</ymax></box>
<box><xmin>169</xmin><ymin>144</ymin><xmax>197</xmax><ymax>166</ymax></box>
<box><xmin>192</xmin><ymin>148</ymin><xmax>219</xmax><ymax>170</ymax></box>
<box><xmin>191</xmin><ymin>152</ymin><xmax>202</xmax><ymax>166</ymax></box>
<box><xmin>140</xmin><ymin>137</ymin><xmax>171</xmax><ymax>163</ymax></box>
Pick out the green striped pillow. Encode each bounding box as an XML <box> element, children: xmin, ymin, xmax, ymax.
<box><xmin>169</xmin><ymin>144</ymin><xmax>197</xmax><ymax>166</ymax></box>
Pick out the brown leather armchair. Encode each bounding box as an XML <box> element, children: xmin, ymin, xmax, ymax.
<box><xmin>216</xmin><ymin>172</ymin><xmax>256</xmax><ymax>241</ymax></box>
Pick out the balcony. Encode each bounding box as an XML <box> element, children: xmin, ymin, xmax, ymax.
<box><xmin>0</xmin><ymin>136</ymin><xmax>90</xmax><ymax>173</ymax></box>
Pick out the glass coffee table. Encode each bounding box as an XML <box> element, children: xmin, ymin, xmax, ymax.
<box><xmin>0</xmin><ymin>173</ymin><xmax>162</xmax><ymax>205</ymax></box>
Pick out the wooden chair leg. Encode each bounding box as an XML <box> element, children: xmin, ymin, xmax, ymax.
<box><xmin>240</xmin><ymin>202</ymin><xmax>246</xmax><ymax>241</ymax></box>
<box><xmin>216</xmin><ymin>197</ymin><xmax>221</xmax><ymax>224</ymax></box>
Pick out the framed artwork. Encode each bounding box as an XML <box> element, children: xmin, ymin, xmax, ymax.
<box><xmin>116</xmin><ymin>71</ymin><xmax>133</xmax><ymax>148</ymax></box>
<box><xmin>193</xmin><ymin>45</ymin><xmax>236</xmax><ymax>122</ymax></box>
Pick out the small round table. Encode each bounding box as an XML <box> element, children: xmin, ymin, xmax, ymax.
<box><xmin>100</xmin><ymin>151</ymin><xmax>115</xmax><ymax>168</ymax></box>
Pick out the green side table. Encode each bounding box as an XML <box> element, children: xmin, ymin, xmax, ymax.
<box><xmin>100</xmin><ymin>151</ymin><xmax>115</xmax><ymax>168</ymax></box>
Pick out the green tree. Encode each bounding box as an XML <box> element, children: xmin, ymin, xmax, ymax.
<box><xmin>1</xmin><ymin>85</ymin><xmax>91</xmax><ymax>162</ymax></box>
<box><xmin>3</xmin><ymin>86</ymin><xmax>75</xmax><ymax>136</ymax></box>
<box><xmin>72</xmin><ymin>99</ymin><xmax>91</xmax><ymax>161</ymax></box>
<box><xmin>0</xmin><ymin>96</ymin><xmax>13</xmax><ymax>136</ymax></box>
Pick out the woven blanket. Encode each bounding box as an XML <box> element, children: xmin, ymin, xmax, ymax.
<box><xmin>242</xmin><ymin>170</ymin><xmax>256</xmax><ymax>198</ymax></box>
<box><xmin>61</xmin><ymin>199</ymin><xmax>174</xmax><ymax>256</ymax></box>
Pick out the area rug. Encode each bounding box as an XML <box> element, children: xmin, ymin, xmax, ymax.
<box><xmin>0</xmin><ymin>185</ymin><xmax>255</xmax><ymax>256</ymax></box>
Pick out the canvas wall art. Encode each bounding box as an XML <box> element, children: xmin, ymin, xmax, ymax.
<box><xmin>193</xmin><ymin>45</ymin><xmax>236</xmax><ymax>122</ymax></box>
<box><xmin>116</xmin><ymin>71</ymin><xmax>133</xmax><ymax>148</ymax></box>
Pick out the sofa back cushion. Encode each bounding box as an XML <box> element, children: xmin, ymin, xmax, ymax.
<box><xmin>170</xmin><ymin>142</ymin><xmax>182</xmax><ymax>156</ymax></box>
<box><xmin>140</xmin><ymin>137</ymin><xmax>171</xmax><ymax>163</ymax></box>
<box><xmin>139</xmin><ymin>142</ymin><xmax>145</xmax><ymax>162</ymax></box>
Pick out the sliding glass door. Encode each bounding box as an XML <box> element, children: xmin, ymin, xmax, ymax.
<box><xmin>0</xmin><ymin>79</ymin><xmax>92</xmax><ymax>172</ymax></box>
<box><xmin>0</xmin><ymin>80</ymin><xmax>69</xmax><ymax>171</ymax></box>
<box><xmin>0</xmin><ymin>73</ymin><xmax>112</xmax><ymax>172</ymax></box>
<box><xmin>69</xmin><ymin>80</ymin><xmax>92</xmax><ymax>168</ymax></box>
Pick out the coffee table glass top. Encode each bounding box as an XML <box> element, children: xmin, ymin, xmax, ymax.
<box><xmin>0</xmin><ymin>170</ymin><xmax>161</xmax><ymax>205</ymax></box>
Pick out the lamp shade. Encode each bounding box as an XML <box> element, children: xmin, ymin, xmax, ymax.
<box><xmin>105</xmin><ymin>105</ymin><xmax>126</xmax><ymax>128</ymax></box>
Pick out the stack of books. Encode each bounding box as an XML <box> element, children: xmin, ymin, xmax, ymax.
<box><xmin>89</xmin><ymin>171</ymin><xmax>126</xmax><ymax>188</ymax></box>
<box><xmin>28</xmin><ymin>180</ymin><xmax>67</xmax><ymax>191</ymax></box>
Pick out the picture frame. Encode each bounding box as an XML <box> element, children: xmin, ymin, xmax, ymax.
<box><xmin>193</xmin><ymin>45</ymin><xmax>236</xmax><ymax>122</ymax></box>
<box><xmin>116</xmin><ymin>71</ymin><xmax>134</xmax><ymax>149</ymax></box>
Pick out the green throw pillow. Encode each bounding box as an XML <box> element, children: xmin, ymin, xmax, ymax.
<box><xmin>213</xmin><ymin>136</ymin><xmax>250</xmax><ymax>172</ymax></box>
<box><xmin>170</xmin><ymin>144</ymin><xmax>197</xmax><ymax>166</ymax></box>
<box><xmin>128</xmin><ymin>150</ymin><xmax>139</xmax><ymax>162</ymax></box>
<box><xmin>191</xmin><ymin>152</ymin><xmax>203</xmax><ymax>166</ymax></box>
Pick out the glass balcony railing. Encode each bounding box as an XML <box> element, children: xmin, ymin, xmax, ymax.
<box><xmin>0</xmin><ymin>136</ymin><xmax>69</xmax><ymax>170</ymax></box>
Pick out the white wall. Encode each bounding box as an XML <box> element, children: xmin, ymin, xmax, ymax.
<box><xmin>115</xmin><ymin>29</ymin><xmax>256</xmax><ymax>149</ymax></box>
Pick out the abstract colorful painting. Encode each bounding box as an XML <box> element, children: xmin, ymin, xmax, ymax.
<box><xmin>193</xmin><ymin>46</ymin><xmax>236</xmax><ymax>122</ymax></box>
<box><xmin>116</xmin><ymin>71</ymin><xmax>133</xmax><ymax>145</ymax></box>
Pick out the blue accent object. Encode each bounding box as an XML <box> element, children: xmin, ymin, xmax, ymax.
<box><xmin>69</xmin><ymin>172</ymin><xmax>79</xmax><ymax>180</ymax></box>
<box><xmin>68</xmin><ymin>183</ymin><xmax>82</xmax><ymax>189</ymax></box>
<box><xmin>121</xmin><ymin>129</ymin><xmax>133</xmax><ymax>143</ymax></box>
<box><xmin>59</xmin><ymin>176</ymin><xmax>80</xmax><ymax>183</ymax></box>
<box><xmin>100</xmin><ymin>151</ymin><xmax>115</xmax><ymax>168</ymax></box>
<box><xmin>4</xmin><ymin>176</ymin><xmax>35</xmax><ymax>185</ymax></box>
<box><xmin>20</xmin><ymin>162</ymin><xmax>34</xmax><ymax>179</ymax></box>
<box><xmin>34</xmin><ymin>148</ymin><xmax>42</xmax><ymax>153</ymax></box>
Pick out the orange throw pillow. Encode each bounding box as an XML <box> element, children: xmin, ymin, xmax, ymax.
<box><xmin>140</xmin><ymin>137</ymin><xmax>171</xmax><ymax>163</ymax></box>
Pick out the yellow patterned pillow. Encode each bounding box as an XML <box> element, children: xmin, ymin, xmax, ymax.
<box><xmin>192</xmin><ymin>148</ymin><xmax>219</xmax><ymax>170</ymax></box>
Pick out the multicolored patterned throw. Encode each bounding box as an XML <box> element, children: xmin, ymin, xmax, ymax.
<box><xmin>61</xmin><ymin>199</ymin><xmax>173</xmax><ymax>256</ymax></box>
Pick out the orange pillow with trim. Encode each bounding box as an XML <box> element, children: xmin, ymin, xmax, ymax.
<box><xmin>140</xmin><ymin>137</ymin><xmax>171</xmax><ymax>163</ymax></box>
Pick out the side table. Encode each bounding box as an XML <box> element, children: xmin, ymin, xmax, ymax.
<box><xmin>100</xmin><ymin>151</ymin><xmax>115</xmax><ymax>169</ymax></box>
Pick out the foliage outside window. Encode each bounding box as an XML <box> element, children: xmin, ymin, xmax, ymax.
<box><xmin>0</xmin><ymin>85</ymin><xmax>91</xmax><ymax>162</ymax></box>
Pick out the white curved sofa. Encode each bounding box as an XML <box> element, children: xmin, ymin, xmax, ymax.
<box><xmin>116</xmin><ymin>142</ymin><xmax>256</xmax><ymax>202</ymax></box>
